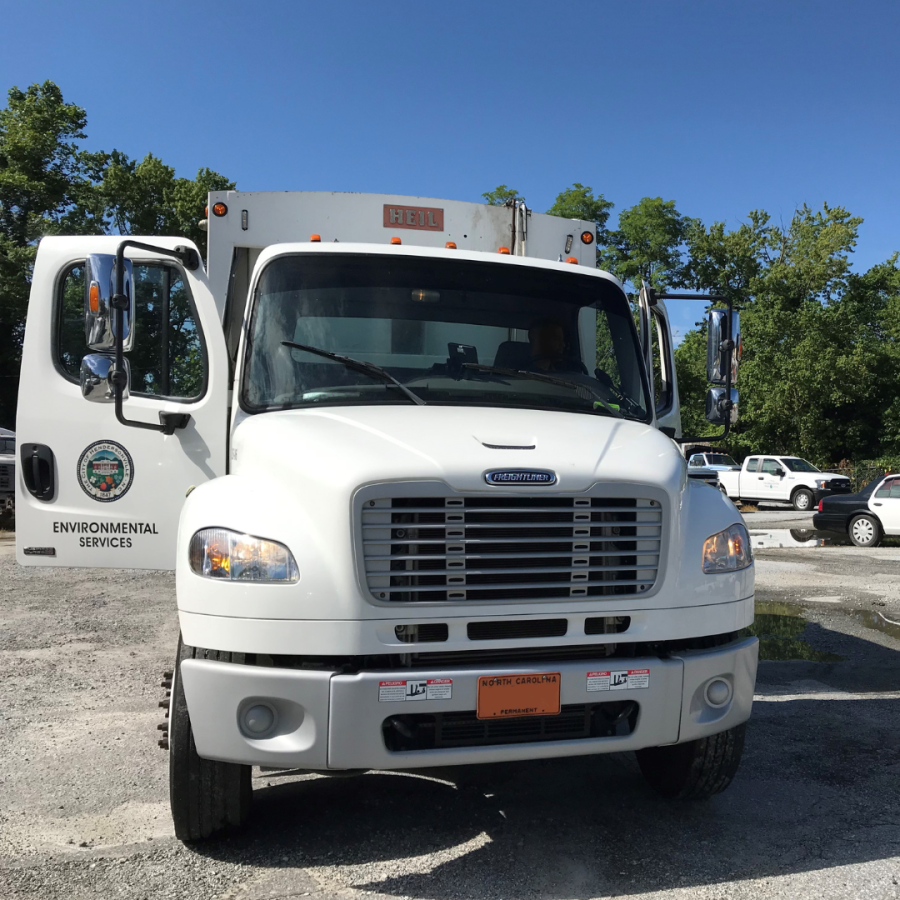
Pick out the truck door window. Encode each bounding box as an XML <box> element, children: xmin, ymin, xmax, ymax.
<box><xmin>689</xmin><ymin>455</ymin><xmax>702</xmax><ymax>466</ymax></box>
<box><xmin>745</xmin><ymin>457</ymin><xmax>760</xmax><ymax>472</ymax></box>
<box><xmin>760</xmin><ymin>459</ymin><xmax>781</xmax><ymax>475</ymax></box>
<box><xmin>56</xmin><ymin>262</ymin><xmax>206</xmax><ymax>400</ymax></box>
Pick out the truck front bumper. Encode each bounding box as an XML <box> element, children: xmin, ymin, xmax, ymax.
<box><xmin>179</xmin><ymin>637</ymin><xmax>759</xmax><ymax>770</ymax></box>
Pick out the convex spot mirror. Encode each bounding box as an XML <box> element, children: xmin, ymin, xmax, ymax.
<box><xmin>706</xmin><ymin>309</ymin><xmax>740</xmax><ymax>385</ymax></box>
<box><xmin>705</xmin><ymin>387</ymin><xmax>738</xmax><ymax>425</ymax></box>
<box><xmin>84</xmin><ymin>254</ymin><xmax>134</xmax><ymax>352</ymax></box>
<box><xmin>80</xmin><ymin>353</ymin><xmax>131</xmax><ymax>403</ymax></box>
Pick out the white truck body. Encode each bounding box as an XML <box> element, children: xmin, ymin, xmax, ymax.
<box><xmin>718</xmin><ymin>455</ymin><xmax>851</xmax><ymax>511</ymax></box>
<box><xmin>15</xmin><ymin>191</ymin><xmax>757</xmax><ymax>839</ymax></box>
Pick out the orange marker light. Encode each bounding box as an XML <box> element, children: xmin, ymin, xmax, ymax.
<box><xmin>310</xmin><ymin>234</ymin><xmax>321</xmax><ymax>242</ymax></box>
<box><xmin>498</xmin><ymin>246</ymin><xmax>510</xmax><ymax>254</ymax></box>
<box><xmin>445</xmin><ymin>241</ymin><xmax>457</xmax><ymax>249</ymax></box>
<box><xmin>204</xmin><ymin>205</ymin><xmax>208</xmax><ymax>217</ymax></box>
<box><xmin>580</xmin><ymin>230</ymin><xmax>594</xmax><ymax>245</ymax></box>
<box><xmin>212</xmin><ymin>202</ymin><xmax>228</xmax><ymax>217</ymax></box>
<box><xmin>566</xmin><ymin>256</ymin><xmax>578</xmax><ymax>264</ymax></box>
<box><xmin>390</xmin><ymin>236</ymin><xmax>402</xmax><ymax>245</ymax></box>
<box><xmin>89</xmin><ymin>283</ymin><xmax>100</xmax><ymax>314</ymax></box>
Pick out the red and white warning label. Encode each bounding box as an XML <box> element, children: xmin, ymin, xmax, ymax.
<box><xmin>378</xmin><ymin>678</ymin><xmax>453</xmax><ymax>702</ymax></box>
<box><xmin>586</xmin><ymin>669</ymin><xmax>651</xmax><ymax>692</ymax></box>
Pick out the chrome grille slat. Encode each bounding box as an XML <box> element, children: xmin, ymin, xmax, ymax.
<box><xmin>362</xmin><ymin>494</ymin><xmax>662</xmax><ymax>603</ymax></box>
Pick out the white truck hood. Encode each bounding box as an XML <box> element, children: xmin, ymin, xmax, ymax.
<box><xmin>231</xmin><ymin>405</ymin><xmax>685</xmax><ymax>496</ymax></box>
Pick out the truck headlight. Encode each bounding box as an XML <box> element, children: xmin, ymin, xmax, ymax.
<box><xmin>189</xmin><ymin>528</ymin><xmax>300</xmax><ymax>583</ymax></box>
<box><xmin>814</xmin><ymin>479</ymin><xmax>828</xmax><ymax>488</ymax></box>
<box><xmin>702</xmin><ymin>523</ymin><xmax>752</xmax><ymax>573</ymax></box>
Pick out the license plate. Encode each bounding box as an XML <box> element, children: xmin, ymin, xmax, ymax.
<box><xmin>476</xmin><ymin>672</ymin><xmax>561</xmax><ymax>720</ymax></box>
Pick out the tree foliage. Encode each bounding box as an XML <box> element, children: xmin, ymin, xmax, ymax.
<box><xmin>0</xmin><ymin>80</ymin><xmax>233</xmax><ymax>427</ymax></box>
<box><xmin>481</xmin><ymin>184</ymin><xmax>519</xmax><ymax>206</ymax></box>
<box><xmin>546</xmin><ymin>182</ymin><xmax>613</xmax><ymax>247</ymax></box>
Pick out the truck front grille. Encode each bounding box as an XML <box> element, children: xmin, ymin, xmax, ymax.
<box><xmin>362</xmin><ymin>495</ymin><xmax>662</xmax><ymax>603</ymax></box>
<box><xmin>382</xmin><ymin>701</ymin><xmax>638</xmax><ymax>751</ymax></box>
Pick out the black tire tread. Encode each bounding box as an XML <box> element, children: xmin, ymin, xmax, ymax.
<box><xmin>169</xmin><ymin>637</ymin><xmax>252</xmax><ymax>841</ymax></box>
<box><xmin>636</xmin><ymin>723</ymin><xmax>746</xmax><ymax>800</ymax></box>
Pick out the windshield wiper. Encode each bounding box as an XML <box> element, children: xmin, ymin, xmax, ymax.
<box><xmin>282</xmin><ymin>341</ymin><xmax>426</xmax><ymax>406</ymax></box>
<box><xmin>462</xmin><ymin>364</ymin><xmax>624</xmax><ymax>418</ymax></box>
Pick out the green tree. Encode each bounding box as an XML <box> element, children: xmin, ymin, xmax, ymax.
<box><xmin>99</xmin><ymin>152</ymin><xmax>233</xmax><ymax>257</ymax></box>
<box><xmin>677</xmin><ymin>203</ymin><xmax>894</xmax><ymax>462</ymax></box>
<box><xmin>0</xmin><ymin>80</ymin><xmax>234</xmax><ymax>427</ymax></box>
<box><xmin>600</xmin><ymin>197</ymin><xmax>693</xmax><ymax>293</ymax></box>
<box><xmin>482</xmin><ymin>184</ymin><xmax>520</xmax><ymax>206</ymax></box>
<box><xmin>546</xmin><ymin>182</ymin><xmax>614</xmax><ymax>252</ymax></box>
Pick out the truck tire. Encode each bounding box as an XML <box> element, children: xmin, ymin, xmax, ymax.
<box><xmin>635</xmin><ymin>723</ymin><xmax>746</xmax><ymax>799</ymax></box>
<box><xmin>849</xmin><ymin>514</ymin><xmax>882</xmax><ymax>548</ymax></box>
<box><xmin>792</xmin><ymin>488</ymin><xmax>814</xmax><ymax>511</ymax></box>
<box><xmin>169</xmin><ymin>636</ymin><xmax>252</xmax><ymax>841</ymax></box>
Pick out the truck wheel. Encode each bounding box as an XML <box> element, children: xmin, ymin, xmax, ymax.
<box><xmin>849</xmin><ymin>514</ymin><xmax>882</xmax><ymax>548</ymax></box>
<box><xmin>169</xmin><ymin>636</ymin><xmax>252</xmax><ymax>841</ymax></box>
<box><xmin>636</xmin><ymin>723</ymin><xmax>746</xmax><ymax>799</ymax></box>
<box><xmin>792</xmin><ymin>489</ymin><xmax>814</xmax><ymax>511</ymax></box>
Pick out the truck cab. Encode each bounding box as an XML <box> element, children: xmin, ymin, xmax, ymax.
<box><xmin>16</xmin><ymin>192</ymin><xmax>757</xmax><ymax>841</ymax></box>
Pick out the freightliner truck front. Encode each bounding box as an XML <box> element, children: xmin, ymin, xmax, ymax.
<box><xmin>15</xmin><ymin>192</ymin><xmax>756</xmax><ymax>840</ymax></box>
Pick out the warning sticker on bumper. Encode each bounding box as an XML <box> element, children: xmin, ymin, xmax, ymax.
<box><xmin>586</xmin><ymin>669</ymin><xmax>650</xmax><ymax>692</ymax></box>
<box><xmin>378</xmin><ymin>679</ymin><xmax>453</xmax><ymax>702</ymax></box>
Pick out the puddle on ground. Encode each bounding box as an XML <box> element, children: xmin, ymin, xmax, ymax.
<box><xmin>750</xmin><ymin>529</ymin><xmax>900</xmax><ymax>550</ymax></box>
<box><xmin>750</xmin><ymin>528</ymin><xmax>849</xmax><ymax>549</ymax></box>
<box><xmin>851</xmin><ymin>609</ymin><xmax>900</xmax><ymax>642</ymax></box>
<box><xmin>745</xmin><ymin>600</ymin><xmax>844</xmax><ymax>661</ymax></box>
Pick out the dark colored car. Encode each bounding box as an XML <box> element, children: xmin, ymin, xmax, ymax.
<box><xmin>812</xmin><ymin>476</ymin><xmax>895</xmax><ymax>547</ymax></box>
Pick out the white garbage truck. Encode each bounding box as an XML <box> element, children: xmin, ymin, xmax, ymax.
<box><xmin>15</xmin><ymin>191</ymin><xmax>756</xmax><ymax>841</ymax></box>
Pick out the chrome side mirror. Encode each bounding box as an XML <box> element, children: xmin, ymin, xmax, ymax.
<box><xmin>706</xmin><ymin>309</ymin><xmax>740</xmax><ymax>385</ymax></box>
<box><xmin>85</xmin><ymin>254</ymin><xmax>134</xmax><ymax>352</ymax></box>
<box><xmin>705</xmin><ymin>387</ymin><xmax>738</xmax><ymax>425</ymax></box>
<box><xmin>81</xmin><ymin>354</ymin><xmax>131</xmax><ymax>403</ymax></box>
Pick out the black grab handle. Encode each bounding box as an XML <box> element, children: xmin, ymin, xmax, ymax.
<box><xmin>21</xmin><ymin>443</ymin><xmax>55</xmax><ymax>501</ymax></box>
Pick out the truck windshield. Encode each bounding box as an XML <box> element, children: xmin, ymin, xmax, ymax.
<box><xmin>242</xmin><ymin>254</ymin><xmax>650</xmax><ymax>420</ymax></box>
<box><xmin>707</xmin><ymin>454</ymin><xmax>737</xmax><ymax>466</ymax></box>
<box><xmin>782</xmin><ymin>458</ymin><xmax>820</xmax><ymax>473</ymax></box>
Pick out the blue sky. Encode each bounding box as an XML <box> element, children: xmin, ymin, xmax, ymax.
<box><xmin>3</xmin><ymin>1</ymin><xmax>899</xmax><ymax>339</ymax></box>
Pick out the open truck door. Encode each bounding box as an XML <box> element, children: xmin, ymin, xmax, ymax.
<box><xmin>637</xmin><ymin>285</ymin><xmax>681</xmax><ymax>437</ymax></box>
<box><xmin>16</xmin><ymin>236</ymin><xmax>229</xmax><ymax>569</ymax></box>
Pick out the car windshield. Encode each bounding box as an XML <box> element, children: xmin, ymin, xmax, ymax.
<box><xmin>707</xmin><ymin>454</ymin><xmax>737</xmax><ymax>466</ymax></box>
<box><xmin>242</xmin><ymin>254</ymin><xmax>650</xmax><ymax>420</ymax></box>
<box><xmin>782</xmin><ymin>458</ymin><xmax>820</xmax><ymax>473</ymax></box>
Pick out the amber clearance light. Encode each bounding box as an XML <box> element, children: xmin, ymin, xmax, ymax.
<box><xmin>581</xmin><ymin>230</ymin><xmax>594</xmax><ymax>245</ymax></box>
<box><xmin>89</xmin><ymin>283</ymin><xmax>100</xmax><ymax>314</ymax></box>
<box><xmin>212</xmin><ymin>202</ymin><xmax>228</xmax><ymax>217</ymax></box>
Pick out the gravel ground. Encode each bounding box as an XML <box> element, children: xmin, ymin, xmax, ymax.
<box><xmin>2</xmin><ymin>513</ymin><xmax>900</xmax><ymax>900</ymax></box>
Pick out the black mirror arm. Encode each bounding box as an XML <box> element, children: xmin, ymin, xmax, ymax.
<box><xmin>650</xmin><ymin>291</ymin><xmax>734</xmax><ymax>445</ymax></box>
<box><xmin>112</xmin><ymin>239</ymin><xmax>198</xmax><ymax>435</ymax></box>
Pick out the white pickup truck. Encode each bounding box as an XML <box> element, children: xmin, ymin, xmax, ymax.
<box><xmin>718</xmin><ymin>455</ymin><xmax>851</xmax><ymax>511</ymax></box>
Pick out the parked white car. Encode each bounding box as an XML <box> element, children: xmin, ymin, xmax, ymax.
<box><xmin>717</xmin><ymin>455</ymin><xmax>851</xmax><ymax>511</ymax></box>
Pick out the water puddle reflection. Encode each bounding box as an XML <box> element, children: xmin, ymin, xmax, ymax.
<box><xmin>750</xmin><ymin>529</ymin><xmax>848</xmax><ymax>550</ymax></box>
<box><xmin>851</xmin><ymin>609</ymin><xmax>900</xmax><ymax>642</ymax></box>
<box><xmin>746</xmin><ymin>600</ymin><xmax>844</xmax><ymax>662</ymax></box>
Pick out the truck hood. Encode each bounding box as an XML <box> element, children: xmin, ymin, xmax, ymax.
<box><xmin>231</xmin><ymin>406</ymin><xmax>685</xmax><ymax>495</ymax></box>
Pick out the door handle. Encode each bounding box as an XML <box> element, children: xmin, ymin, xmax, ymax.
<box><xmin>874</xmin><ymin>502</ymin><xmax>883</xmax><ymax>506</ymax></box>
<box><xmin>21</xmin><ymin>443</ymin><xmax>55</xmax><ymax>501</ymax></box>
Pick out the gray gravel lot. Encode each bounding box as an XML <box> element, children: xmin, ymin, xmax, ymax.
<box><xmin>2</xmin><ymin>511</ymin><xmax>899</xmax><ymax>900</ymax></box>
